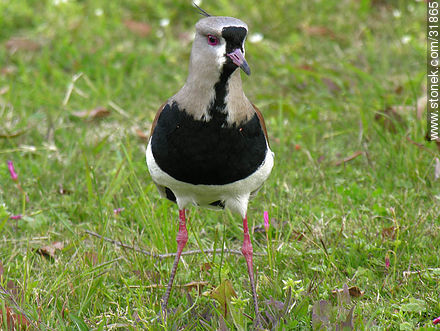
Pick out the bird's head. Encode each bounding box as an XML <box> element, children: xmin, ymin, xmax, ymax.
<box><xmin>191</xmin><ymin>16</ymin><xmax>251</xmax><ymax>77</ymax></box>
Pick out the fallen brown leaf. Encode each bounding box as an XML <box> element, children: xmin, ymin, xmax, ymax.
<box><xmin>5</xmin><ymin>38</ymin><xmax>41</xmax><ymax>52</ymax></box>
<box><xmin>183</xmin><ymin>280</ymin><xmax>209</xmax><ymax>293</ymax></box>
<box><xmin>201</xmin><ymin>262</ymin><xmax>212</xmax><ymax>272</ymax></box>
<box><xmin>298</xmin><ymin>64</ymin><xmax>314</xmax><ymax>71</ymax></box>
<box><xmin>37</xmin><ymin>241</ymin><xmax>64</xmax><ymax>259</ymax></box>
<box><xmin>135</xmin><ymin>128</ymin><xmax>149</xmax><ymax>141</ymax></box>
<box><xmin>302</xmin><ymin>25</ymin><xmax>337</xmax><ymax>39</ymax></box>
<box><xmin>0</xmin><ymin>306</ymin><xmax>31</xmax><ymax>329</ymax></box>
<box><xmin>382</xmin><ymin>226</ymin><xmax>396</xmax><ymax>240</ymax></box>
<box><xmin>334</xmin><ymin>151</ymin><xmax>363</xmax><ymax>166</ymax></box>
<box><xmin>290</xmin><ymin>230</ymin><xmax>304</xmax><ymax>241</ymax></box>
<box><xmin>332</xmin><ymin>285</ymin><xmax>364</xmax><ymax>298</ymax></box>
<box><xmin>394</xmin><ymin>85</ymin><xmax>403</xmax><ymax>95</ymax></box>
<box><xmin>72</xmin><ymin>107</ymin><xmax>110</xmax><ymax>120</ymax></box>
<box><xmin>124</xmin><ymin>20</ymin><xmax>152</xmax><ymax>37</ymax></box>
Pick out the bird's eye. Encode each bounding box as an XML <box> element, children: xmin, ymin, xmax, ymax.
<box><xmin>207</xmin><ymin>35</ymin><xmax>219</xmax><ymax>46</ymax></box>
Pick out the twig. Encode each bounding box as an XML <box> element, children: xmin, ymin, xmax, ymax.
<box><xmin>405</xmin><ymin>135</ymin><xmax>436</xmax><ymax>155</ymax></box>
<box><xmin>333</xmin><ymin>150</ymin><xmax>363</xmax><ymax>166</ymax></box>
<box><xmin>85</xmin><ymin>230</ymin><xmax>265</xmax><ymax>259</ymax></box>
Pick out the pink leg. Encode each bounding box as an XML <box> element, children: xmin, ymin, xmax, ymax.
<box><xmin>161</xmin><ymin>209</ymin><xmax>188</xmax><ymax>317</ymax></box>
<box><xmin>241</xmin><ymin>215</ymin><xmax>260</xmax><ymax>320</ymax></box>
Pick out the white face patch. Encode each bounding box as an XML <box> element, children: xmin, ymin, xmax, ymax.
<box><xmin>212</xmin><ymin>38</ymin><xmax>227</xmax><ymax>70</ymax></box>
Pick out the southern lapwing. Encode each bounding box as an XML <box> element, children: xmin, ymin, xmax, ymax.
<box><xmin>146</xmin><ymin>7</ymin><xmax>274</xmax><ymax>321</ymax></box>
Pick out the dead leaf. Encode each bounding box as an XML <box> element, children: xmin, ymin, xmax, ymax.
<box><xmin>332</xmin><ymin>285</ymin><xmax>364</xmax><ymax>298</ymax></box>
<box><xmin>5</xmin><ymin>38</ymin><xmax>41</xmax><ymax>52</ymax></box>
<box><xmin>37</xmin><ymin>241</ymin><xmax>64</xmax><ymax>259</ymax></box>
<box><xmin>210</xmin><ymin>279</ymin><xmax>237</xmax><ymax>318</ymax></box>
<box><xmin>382</xmin><ymin>226</ymin><xmax>396</xmax><ymax>240</ymax></box>
<box><xmin>201</xmin><ymin>262</ymin><xmax>212</xmax><ymax>272</ymax></box>
<box><xmin>302</xmin><ymin>25</ymin><xmax>337</xmax><ymax>39</ymax></box>
<box><xmin>0</xmin><ymin>306</ymin><xmax>31</xmax><ymax>329</ymax></box>
<box><xmin>72</xmin><ymin>107</ymin><xmax>110</xmax><ymax>120</ymax></box>
<box><xmin>183</xmin><ymin>280</ymin><xmax>209</xmax><ymax>293</ymax></box>
<box><xmin>290</xmin><ymin>230</ymin><xmax>304</xmax><ymax>241</ymax></box>
<box><xmin>134</xmin><ymin>128</ymin><xmax>148</xmax><ymax>141</ymax></box>
<box><xmin>435</xmin><ymin>158</ymin><xmax>440</xmax><ymax>181</ymax></box>
<box><xmin>394</xmin><ymin>85</ymin><xmax>403</xmax><ymax>95</ymax></box>
<box><xmin>374</xmin><ymin>107</ymin><xmax>404</xmax><ymax>133</ymax></box>
<box><xmin>334</xmin><ymin>151</ymin><xmax>363</xmax><ymax>166</ymax></box>
<box><xmin>298</xmin><ymin>64</ymin><xmax>314</xmax><ymax>71</ymax></box>
<box><xmin>124</xmin><ymin>20</ymin><xmax>152</xmax><ymax>37</ymax></box>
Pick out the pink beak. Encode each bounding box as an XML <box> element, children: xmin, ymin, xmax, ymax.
<box><xmin>227</xmin><ymin>48</ymin><xmax>251</xmax><ymax>76</ymax></box>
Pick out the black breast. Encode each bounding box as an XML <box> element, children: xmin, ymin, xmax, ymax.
<box><xmin>151</xmin><ymin>102</ymin><xmax>267</xmax><ymax>185</ymax></box>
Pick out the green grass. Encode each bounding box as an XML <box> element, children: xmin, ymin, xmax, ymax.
<box><xmin>0</xmin><ymin>0</ymin><xmax>438</xmax><ymax>329</ymax></box>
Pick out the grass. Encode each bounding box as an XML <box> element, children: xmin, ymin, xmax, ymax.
<box><xmin>0</xmin><ymin>0</ymin><xmax>438</xmax><ymax>329</ymax></box>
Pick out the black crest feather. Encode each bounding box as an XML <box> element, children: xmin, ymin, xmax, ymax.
<box><xmin>193</xmin><ymin>2</ymin><xmax>211</xmax><ymax>17</ymax></box>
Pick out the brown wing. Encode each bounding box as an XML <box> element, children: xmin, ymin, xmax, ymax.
<box><xmin>149</xmin><ymin>102</ymin><xmax>167</xmax><ymax>139</ymax></box>
<box><xmin>251</xmin><ymin>103</ymin><xmax>270</xmax><ymax>147</ymax></box>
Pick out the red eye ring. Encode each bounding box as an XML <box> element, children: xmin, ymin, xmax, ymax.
<box><xmin>207</xmin><ymin>34</ymin><xmax>219</xmax><ymax>46</ymax></box>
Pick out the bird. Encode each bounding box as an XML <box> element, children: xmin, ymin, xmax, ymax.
<box><xmin>146</xmin><ymin>6</ymin><xmax>274</xmax><ymax>322</ymax></box>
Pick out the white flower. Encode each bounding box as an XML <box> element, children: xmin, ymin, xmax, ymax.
<box><xmin>249</xmin><ymin>33</ymin><xmax>264</xmax><ymax>43</ymax></box>
<box><xmin>193</xmin><ymin>0</ymin><xmax>202</xmax><ymax>6</ymax></box>
<box><xmin>160</xmin><ymin>18</ymin><xmax>170</xmax><ymax>27</ymax></box>
<box><xmin>393</xmin><ymin>10</ymin><xmax>401</xmax><ymax>18</ymax></box>
<box><xmin>95</xmin><ymin>8</ymin><xmax>103</xmax><ymax>16</ymax></box>
<box><xmin>401</xmin><ymin>35</ymin><xmax>411</xmax><ymax>44</ymax></box>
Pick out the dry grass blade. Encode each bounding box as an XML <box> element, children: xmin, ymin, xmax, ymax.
<box><xmin>37</xmin><ymin>241</ymin><xmax>64</xmax><ymax>259</ymax></box>
<box><xmin>5</xmin><ymin>38</ymin><xmax>41</xmax><ymax>52</ymax></box>
<box><xmin>334</xmin><ymin>151</ymin><xmax>363</xmax><ymax>166</ymax></box>
<box><xmin>72</xmin><ymin>107</ymin><xmax>110</xmax><ymax>120</ymax></box>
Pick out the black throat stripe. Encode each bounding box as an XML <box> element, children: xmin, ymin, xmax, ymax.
<box><xmin>151</xmin><ymin>101</ymin><xmax>267</xmax><ymax>185</ymax></box>
<box><xmin>209</xmin><ymin>26</ymin><xmax>248</xmax><ymax>124</ymax></box>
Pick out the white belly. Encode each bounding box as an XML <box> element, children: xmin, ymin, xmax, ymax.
<box><xmin>146</xmin><ymin>140</ymin><xmax>274</xmax><ymax>218</ymax></box>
